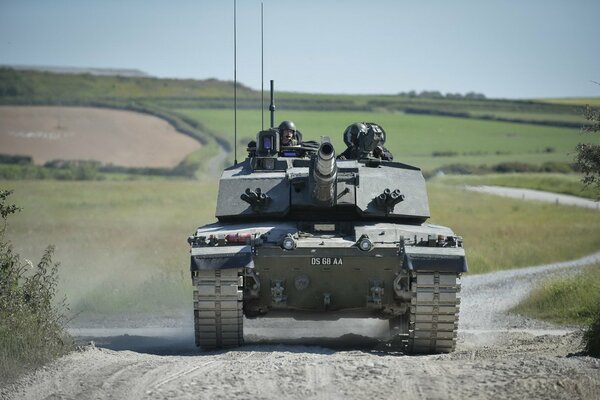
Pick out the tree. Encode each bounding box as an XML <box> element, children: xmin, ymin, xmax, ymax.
<box><xmin>575</xmin><ymin>105</ymin><xmax>600</xmax><ymax>192</ymax></box>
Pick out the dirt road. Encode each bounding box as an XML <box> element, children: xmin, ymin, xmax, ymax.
<box><xmin>465</xmin><ymin>185</ymin><xmax>600</xmax><ymax>210</ymax></box>
<box><xmin>3</xmin><ymin>253</ymin><xmax>600</xmax><ymax>399</ymax></box>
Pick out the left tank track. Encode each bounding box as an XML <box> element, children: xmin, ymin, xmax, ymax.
<box><xmin>193</xmin><ymin>268</ymin><xmax>244</xmax><ymax>349</ymax></box>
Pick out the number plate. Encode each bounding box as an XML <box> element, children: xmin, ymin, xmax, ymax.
<box><xmin>310</xmin><ymin>257</ymin><xmax>343</xmax><ymax>266</ymax></box>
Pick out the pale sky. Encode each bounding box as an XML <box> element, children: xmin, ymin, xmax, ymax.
<box><xmin>1</xmin><ymin>0</ymin><xmax>599</xmax><ymax>98</ymax></box>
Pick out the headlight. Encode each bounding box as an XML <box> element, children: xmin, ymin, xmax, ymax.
<box><xmin>358</xmin><ymin>237</ymin><xmax>372</xmax><ymax>251</ymax></box>
<box><xmin>282</xmin><ymin>236</ymin><xmax>296</xmax><ymax>250</ymax></box>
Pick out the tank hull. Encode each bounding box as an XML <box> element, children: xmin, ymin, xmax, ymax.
<box><xmin>189</xmin><ymin>221</ymin><xmax>465</xmax><ymax>353</ymax></box>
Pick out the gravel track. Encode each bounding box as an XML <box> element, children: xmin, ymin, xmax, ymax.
<box><xmin>465</xmin><ymin>185</ymin><xmax>600</xmax><ymax>210</ymax></box>
<box><xmin>3</xmin><ymin>251</ymin><xmax>600</xmax><ymax>399</ymax></box>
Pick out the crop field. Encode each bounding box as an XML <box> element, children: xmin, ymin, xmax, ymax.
<box><xmin>0</xmin><ymin>106</ymin><xmax>201</xmax><ymax>167</ymax></box>
<box><xmin>177</xmin><ymin>108</ymin><xmax>582</xmax><ymax>170</ymax></box>
<box><xmin>3</xmin><ymin>179</ymin><xmax>600</xmax><ymax>317</ymax></box>
<box><xmin>538</xmin><ymin>97</ymin><xmax>600</xmax><ymax>106</ymax></box>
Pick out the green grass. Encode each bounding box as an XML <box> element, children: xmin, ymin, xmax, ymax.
<box><xmin>435</xmin><ymin>173</ymin><xmax>600</xmax><ymax>200</ymax></box>
<box><xmin>3</xmin><ymin>179</ymin><xmax>600</xmax><ymax>318</ymax></box>
<box><xmin>177</xmin><ymin>108</ymin><xmax>582</xmax><ymax>170</ymax></box>
<box><xmin>3</xmin><ymin>180</ymin><xmax>217</xmax><ymax>316</ymax></box>
<box><xmin>427</xmin><ymin>183</ymin><xmax>600</xmax><ymax>274</ymax></box>
<box><xmin>511</xmin><ymin>263</ymin><xmax>600</xmax><ymax>325</ymax></box>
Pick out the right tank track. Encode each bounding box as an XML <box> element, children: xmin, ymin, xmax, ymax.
<box><xmin>193</xmin><ymin>268</ymin><xmax>244</xmax><ymax>349</ymax></box>
<box><xmin>406</xmin><ymin>271</ymin><xmax>461</xmax><ymax>354</ymax></box>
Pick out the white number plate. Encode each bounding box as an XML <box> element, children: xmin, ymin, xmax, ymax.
<box><xmin>311</xmin><ymin>257</ymin><xmax>343</xmax><ymax>265</ymax></box>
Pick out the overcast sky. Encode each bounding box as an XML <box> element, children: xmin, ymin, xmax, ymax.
<box><xmin>1</xmin><ymin>0</ymin><xmax>599</xmax><ymax>98</ymax></box>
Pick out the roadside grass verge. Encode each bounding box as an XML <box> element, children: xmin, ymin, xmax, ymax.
<box><xmin>0</xmin><ymin>190</ymin><xmax>73</xmax><ymax>385</ymax></box>
<box><xmin>511</xmin><ymin>263</ymin><xmax>600</xmax><ymax>357</ymax></box>
<box><xmin>511</xmin><ymin>263</ymin><xmax>600</xmax><ymax>325</ymax></box>
<box><xmin>434</xmin><ymin>173</ymin><xmax>600</xmax><ymax>200</ymax></box>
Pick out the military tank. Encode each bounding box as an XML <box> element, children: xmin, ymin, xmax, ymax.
<box><xmin>187</xmin><ymin>121</ymin><xmax>467</xmax><ymax>354</ymax></box>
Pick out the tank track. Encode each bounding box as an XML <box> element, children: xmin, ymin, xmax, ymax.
<box><xmin>407</xmin><ymin>271</ymin><xmax>461</xmax><ymax>354</ymax></box>
<box><xmin>193</xmin><ymin>268</ymin><xmax>244</xmax><ymax>349</ymax></box>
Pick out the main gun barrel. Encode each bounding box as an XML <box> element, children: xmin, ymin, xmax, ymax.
<box><xmin>312</xmin><ymin>142</ymin><xmax>337</xmax><ymax>206</ymax></box>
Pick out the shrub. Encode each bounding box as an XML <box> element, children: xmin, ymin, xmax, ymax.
<box><xmin>493</xmin><ymin>162</ymin><xmax>537</xmax><ymax>173</ymax></box>
<box><xmin>432</xmin><ymin>151</ymin><xmax>459</xmax><ymax>157</ymax></box>
<box><xmin>0</xmin><ymin>154</ymin><xmax>32</xmax><ymax>165</ymax></box>
<box><xmin>584</xmin><ymin>308</ymin><xmax>600</xmax><ymax>357</ymax></box>
<box><xmin>538</xmin><ymin>161</ymin><xmax>576</xmax><ymax>173</ymax></box>
<box><xmin>0</xmin><ymin>190</ymin><xmax>72</xmax><ymax>384</ymax></box>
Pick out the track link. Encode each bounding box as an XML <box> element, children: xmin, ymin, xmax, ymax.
<box><xmin>193</xmin><ymin>268</ymin><xmax>244</xmax><ymax>349</ymax></box>
<box><xmin>407</xmin><ymin>271</ymin><xmax>461</xmax><ymax>354</ymax></box>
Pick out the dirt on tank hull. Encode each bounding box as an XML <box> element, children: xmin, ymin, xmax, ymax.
<box><xmin>188</xmin><ymin>124</ymin><xmax>467</xmax><ymax>354</ymax></box>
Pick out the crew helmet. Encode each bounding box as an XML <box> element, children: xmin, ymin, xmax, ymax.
<box><xmin>343</xmin><ymin>122</ymin><xmax>368</xmax><ymax>147</ymax></box>
<box><xmin>278</xmin><ymin>120</ymin><xmax>296</xmax><ymax>133</ymax></box>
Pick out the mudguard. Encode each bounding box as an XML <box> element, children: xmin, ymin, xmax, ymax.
<box><xmin>402</xmin><ymin>246</ymin><xmax>468</xmax><ymax>273</ymax></box>
<box><xmin>190</xmin><ymin>245</ymin><xmax>254</xmax><ymax>271</ymax></box>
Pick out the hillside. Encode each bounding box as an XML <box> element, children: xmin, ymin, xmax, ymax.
<box><xmin>0</xmin><ymin>67</ymin><xmax>596</xmax><ymax>175</ymax></box>
<box><xmin>0</xmin><ymin>67</ymin><xmax>588</xmax><ymax>123</ymax></box>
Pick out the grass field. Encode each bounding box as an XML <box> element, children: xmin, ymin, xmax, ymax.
<box><xmin>177</xmin><ymin>108</ymin><xmax>582</xmax><ymax>170</ymax></box>
<box><xmin>3</xmin><ymin>179</ymin><xmax>600</xmax><ymax>317</ymax></box>
<box><xmin>3</xmin><ymin>180</ymin><xmax>217</xmax><ymax>316</ymax></box>
<box><xmin>427</xmin><ymin>182</ymin><xmax>600</xmax><ymax>274</ymax></box>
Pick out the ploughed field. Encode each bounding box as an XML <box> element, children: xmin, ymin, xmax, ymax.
<box><xmin>0</xmin><ymin>106</ymin><xmax>201</xmax><ymax>168</ymax></box>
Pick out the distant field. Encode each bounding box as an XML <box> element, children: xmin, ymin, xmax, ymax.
<box><xmin>3</xmin><ymin>179</ymin><xmax>600</xmax><ymax>316</ymax></box>
<box><xmin>1</xmin><ymin>69</ymin><xmax>592</xmax><ymax>174</ymax></box>
<box><xmin>0</xmin><ymin>106</ymin><xmax>201</xmax><ymax>167</ymax></box>
<box><xmin>177</xmin><ymin>108</ymin><xmax>581</xmax><ymax>170</ymax></box>
<box><xmin>537</xmin><ymin>98</ymin><xmax>600</xmax><ymax>106</ymax></box>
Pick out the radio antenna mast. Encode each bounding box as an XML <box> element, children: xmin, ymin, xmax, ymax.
<box><xmin>261</xmin><ymin>2</ymin><xmax>264</xmax><ymax>131</ymax></box>
<box><xmin>233</xmin><ymin>0</ymin><xmax>238</xmax><ymax>165</ymax></box>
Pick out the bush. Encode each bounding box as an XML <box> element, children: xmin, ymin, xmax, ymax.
<box><xmin>538</xmin><ymin>161</ymin><xmax>576</xmax><ymax>173</ymax></box>
<box><xmin>0</xmin><ymin>190</ymin><xmax>72</xmax><ymax>384</ymax></box>
<box><xmin>0</xmin><ymin>154</ymin><xmax>32</xmax><ymax>165</ymax></box>
<box><xmin>493</xmin><ymin>162</ymin><xmax>538</xmax><ymax>173</ymax></box>
<box><xmin>432</xmin><ymin>151</ymin><xmax>459</xmax><ymax>157</ymax></box>
<box><xmin>584</xmin><ymin>308</ymin><xmax>600</xmax><ymax>357</ymax></box>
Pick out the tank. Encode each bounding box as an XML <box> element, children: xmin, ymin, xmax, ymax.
<box><xmin>187</xmin><ymin>123</ymin><xmax>467</xmax><ymax>354</ymax></box>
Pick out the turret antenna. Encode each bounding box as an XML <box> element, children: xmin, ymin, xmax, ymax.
<box><xmin>261</xmin><ymin>2</ymin><xmax>264</xmax><ymax>131</ymax></box>
<box><xmin>269</xmin><ymin>80</ymin><xmax>276</xmax><ymax>128</ymax></box>
<box><xmin>233</xmin><ymin>0</ymin><xmax>238</xmax><ymax>165</ymax></box>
